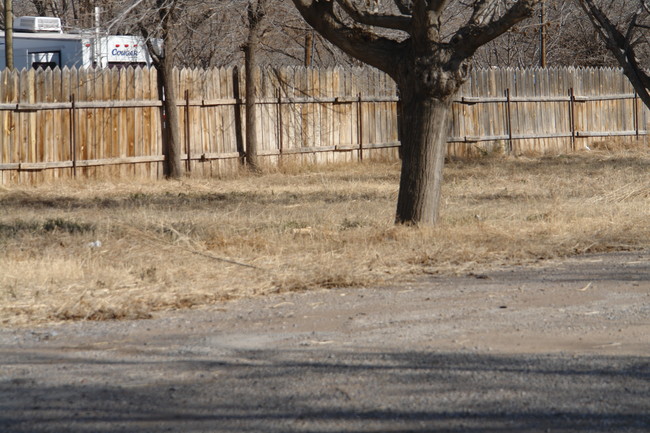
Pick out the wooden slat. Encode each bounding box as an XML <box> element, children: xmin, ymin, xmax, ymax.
<box><xmin>51</xmin><ymin>68</ymin><xmax>64</xmax><ymax>178</ymax></box>
<box><xmin>132</xmin><ymin>67</ymin><xmax>143</xmax><ymax>176</ymax></box>
<box><xmin>0</xmin><ymin>70</ymin><xmax>12</xmax><ymax>183</ymax></box>
<box><xmin>310</xmin><ymin>67</ymin><xmax>322</xmax><ymax>155</ymax></box>
<box><xmin>87</xmin><ymin>68</ymin><xmax>99</xmax><ymax>165</ymax></box>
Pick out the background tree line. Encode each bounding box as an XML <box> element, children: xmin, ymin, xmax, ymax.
<box><xmin>2</xmin><ymin>0</ymin><xmax>648</xmax><ymax>70</ymax></box>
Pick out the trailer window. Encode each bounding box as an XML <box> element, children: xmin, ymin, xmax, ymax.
<box><xmin>29</xmin><ymin>51</ymin><xmax>61</xmax><ymax>70</ymax></box>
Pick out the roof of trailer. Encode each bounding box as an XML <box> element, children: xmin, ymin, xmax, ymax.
<box><xmin>0</xmin><ymin>31</ymin><xmax>84</xmax><ymax>41</ymax></box>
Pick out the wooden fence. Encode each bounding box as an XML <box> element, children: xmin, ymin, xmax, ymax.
<box><xmin>0</xmin><ymin>65</ymin><xmax>646</xmax><ymax>184</ymax></box>
<box><xmin>449</xmin><ymin>67</ymin><xmax>647</xmax><ymax>156</ymax></box>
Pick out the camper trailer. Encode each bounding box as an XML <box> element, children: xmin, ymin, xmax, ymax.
<box><xmin>0</xmin><ymin>16</ymin><xmax>157</xmax><ymax>70</ymax></box>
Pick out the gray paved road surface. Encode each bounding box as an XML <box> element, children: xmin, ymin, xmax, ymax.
<box><xmin>1</xmin><ymin>251</ymin><xmax>649</xmax><ymax>432</ymax></box>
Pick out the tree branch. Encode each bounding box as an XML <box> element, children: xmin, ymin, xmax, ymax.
<box><xmin>577</xmin><ymin>0</ymin><xmax>650</xmax><ymax>109</ymax></box>
<box><xmin>468</xmin><ymin>0</ymin><xmax>499</xmax><ymax>26</ymax></box>
<box><xmin>107</xmin><ymin>0</ymin><xmax>147</xmax><ymax>34</ymax></box>
<box><xmin>392</xmin><ymin>0</ymin><xmax>413</xmax><ymax>15</ymax></box>
<box><xmin>138</xmin><ymin>22</ymin><xmax>162</xmax><ymax>65</ymax></box>
<box><xmin>429</xmin><ymin>0</ymin><xmax>450</xmax><ymax>14</ymax></box>
<box><xmin>335</xmin><ymin>0</ymin><xmax>411</xmax><ymax>32</ymax></box>
<box><xmin>579</xmin><ymin>0</ymin><xmax>633</xmax><ymax>57</ymax></box>
<box><xmin>625</xmin><ymin>8</ymin><xmax>642</xmax><ymax>44</ymax></box>
<box><xmin>452</xmin><ymin>0</ymin><xmax>540</xmax><ymax>58</ymax></box>
<box><xmin>643</xmin><ymin>0</ymin><xmax>650</xmax><ymax>16</ymax></box>
<box><xmin>291</xmin><ymin>0</ymin><xmax>404</xmax><ymax>76</ymax></box>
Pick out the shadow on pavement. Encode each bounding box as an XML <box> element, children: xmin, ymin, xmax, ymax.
<box><xmin>1</xmin><ymin>349</ymin><xmax>649</xmax><ymax>432</ymax></box>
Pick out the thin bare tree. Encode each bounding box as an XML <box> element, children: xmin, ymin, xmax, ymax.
<box><xmin>473</xmin><ymin>1</ymin><xmax>615</xmax><ymax>68</ymax></box>
<box><xmin>577</xmin><ymin>0</ymin><xmax>650</xmax><ymax>108</ymax></box>
<box><xmin>243</xmin><ymin>0</ymin><xmax>267</xmax><ymax>172</ymax></box>
<box><xmin>290</xmin><ymin>0</ymin><xmax>540</xmax><ymax>225</ymax></box>
<box><xmin>105</xmin><ymin>0</ymin><xmax>188</xmax><ymax>179</ymax></box>
<box><xmin>144</xmin><ymin>0</ymin><xmax>183</xmax><ymax>179</ymax></box>
<box><xmin>5</xmin><ymin>0</ymin><xmax>14</xmax><ymax>70</ymax></box>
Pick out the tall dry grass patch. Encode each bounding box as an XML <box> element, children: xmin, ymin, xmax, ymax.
<box><xmin>1</xmin><ymin>146</ymin><xmax>649</xmax><ymax>326</ymax></box>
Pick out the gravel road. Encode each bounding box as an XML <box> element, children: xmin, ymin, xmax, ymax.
<box><xmin>1</xmin><ymin>251</ymin><xmax>649</xmax><ymax>432</ymax></box>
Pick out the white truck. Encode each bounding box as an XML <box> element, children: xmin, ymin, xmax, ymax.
<box><xmin>0</xmin><ymin>16</ymin><xmax>156</xmax><ymax>70</ymax></box>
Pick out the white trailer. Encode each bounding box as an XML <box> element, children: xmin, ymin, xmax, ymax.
<box><xmin>0</xmin><ymin>16</ymin><xmax>157</xmax><ymax>70</ymax></box>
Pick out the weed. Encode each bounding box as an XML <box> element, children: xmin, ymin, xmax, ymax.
<box><xmin>0</xmin><ymin>219</ymin><xmax>94</xmax><ymax>238</ymax></box>
<box><xmin>341</xmin><ymin>218</ymin><xmax>365</xmax><ymax>230</ymax></box>
<box><xmin>43</xmin><ymin>218</ymin><xmax>95</xmax><ymax>234</ymax></box>
<box><xmin>0</xmin><ymin>221</ymin><xmax>42</xmax><ymax>238</ymax></box>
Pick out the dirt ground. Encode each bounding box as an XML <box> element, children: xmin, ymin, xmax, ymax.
<box><xmin>1</xmin><ymin>250</ymin><xmax>649</xmax><ymax>432</ymax></box>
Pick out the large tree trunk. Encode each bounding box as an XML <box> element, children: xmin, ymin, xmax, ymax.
<box><xmin>393</xmin><ymin>48</ymin><xmax>465</xmax><ymax>225</ymax></box>
<box><xmin>158</xmin><ymin>55</ymin><xmax>183</xmax><ymax>179</ymax></box>
<box><xmin>395</xmin><ymin>94</ymin><xmax>451</xmax><ymax>225</ymax></box>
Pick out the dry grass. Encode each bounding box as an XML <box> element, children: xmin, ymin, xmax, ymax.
<box><xmin>1</xmin><ymin>145</ymin><xmax>649</xmax><ymax>327</ymax></box>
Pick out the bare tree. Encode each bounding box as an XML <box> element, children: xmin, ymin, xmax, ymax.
<box><xmin>290</xmin><ymin>0</ymin><xmax>540</xmax><ymax>225</ymax></box>
<box><xmin>474</xmin><ymin>1</ymin><xmax>616</xmax><ymax>68</ymax></box>
<box><xmin>134</xmin><ymin>0</ymin><xmax>183</xmax><ymax>179</ymax></box>
<box><xmin>243</xmin><ymin>0</ymin><xmax>267</xmax><ymax>171</ymax></box>
<box><xmin>29</xmin><ymin>0</ymin><xmax>47</xmax><ymax>15</ymax></box>
<box><xmin>103</xmin><ymin>0</ymin><xmax>190</xmax><ymax>178</ymax></box>
<box><xmin>577</xmin><ymin>0</ymin><xmax>650</xmax><ymax>108</ymax></box>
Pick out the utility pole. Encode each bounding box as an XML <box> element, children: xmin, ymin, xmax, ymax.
<box><xmin>539</xmin><ymin>0</ymin><xmax>547</xmax><ymax>68</ymax></box>
<box><xmin>5</xmin><ymin>0</ymin><xmax>14</xmax><ymax>70</ymax></box>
